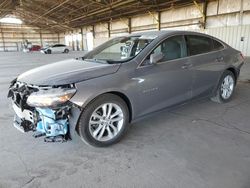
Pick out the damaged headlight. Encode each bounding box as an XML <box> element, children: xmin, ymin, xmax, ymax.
<box><xmin>27</xmin><ymin>88</ymin><xmax>76</xmax><ymax>107</ymax></box>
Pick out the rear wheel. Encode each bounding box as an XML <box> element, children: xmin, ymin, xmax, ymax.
<box><xmin>211</xmin><ymin>70</ymin><xmax>236</xmax><ymax>103</ymax></box>
<box><xmin>64</xmin><ymin>49</ymin><xmax>69</xmax><ymax>53</ymax></box>
<box><xmin>78</xmin><ymin>94</ymin><xmax>130</xmax><ymax>147</ymax></box>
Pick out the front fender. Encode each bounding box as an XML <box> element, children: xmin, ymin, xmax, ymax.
<box><xmin>69</xmin><ymin>75</ymin><xmax>136</xmax><ymax>120</ymax></box>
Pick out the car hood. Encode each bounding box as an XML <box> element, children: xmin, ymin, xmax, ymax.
<box><xmin>17</xmin><ymin>59</ymin><xmax>121</xmax><ymax>86</ymax></box>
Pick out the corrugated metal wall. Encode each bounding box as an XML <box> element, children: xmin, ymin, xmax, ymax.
<box><xmin>204</xmin><ymin>25</ymin><xmax>250</xmax><ymax>56</ymax></box>
<box><xmin>0</xmin><ymin>23</ymin><xmax>60</xmax><ymax>52</ymax></box>
<box><xmin>69</xmin><ymin>24</ymin><xmax>250</xmax><ymax>56</ymax></box>
<box><xmin>167</xmin><ymin>25</ymin><xmax>250</xmax><ymax>56</ymax></box>
<box><xmin>63</xmin><ymin>0</ymin><xmax>250</xmax><ymax>55</ymax></box>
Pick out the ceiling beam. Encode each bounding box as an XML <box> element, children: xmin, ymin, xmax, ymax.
<box><xmin>70</xmin><ymin>0</ymin><xmax>194</xmax><ymax>27</ymax></box>
<box><xmin>68</xmin><ymin>0</ymin><xmax>134</xmax><ymax>22</ymax></box>
<box><xmin>0</xmin><ymin>0</ymin><xmax>8</xmax><ymax>9</ymax></box>
<box><xmin>15</xmin><ymin>8</ymin><xmax>72</xmax><ymax>30</ymax></box>
<box><xmin>29</xmin><ymin>0</ymin><xmax>71</xmax><ymax>24</ymax></box>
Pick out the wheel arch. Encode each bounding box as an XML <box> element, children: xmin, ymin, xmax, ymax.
<box><xmin>76</xmin><ymin>90</ymin><xmax>133</xmax><ymax>123</ymax></box>
<box><xmin>212</xmin><ymin>67</ymin><xmax>238</xmax><ymax>97</ymax></box>
<box><xmin>226</xmin><ymin>67</ymin><xmax>238</xmax><ymax>80</ymax></box>
<box><xmin>107</xmin><ymin>91</ymin><xmax>133</xmax><ymax>123</ymax></box>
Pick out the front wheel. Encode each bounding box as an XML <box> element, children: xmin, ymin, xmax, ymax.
<box><xmin>64</xmin><ymin>49</ymin><xmax>69</xmax><ymax>53</ymax></box>
<box><xmin>47</xmin><ymin>49</ymin><xmax>52</xmax><ymax>54</ymax></box>
<box><xmin>211</xmin><ymin>70</ymin><xmax>236</xmax><ymax>103</ymax></box>
<box><xmin>78</xmin><ymin>94</ymin><xmax>130</xmax><ymax>147</ymax></box>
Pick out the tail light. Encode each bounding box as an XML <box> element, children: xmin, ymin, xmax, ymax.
<box><xmin>240</xmin><ymin>52</ymin><xmax>245</xmax><ymax>60</ymax></box>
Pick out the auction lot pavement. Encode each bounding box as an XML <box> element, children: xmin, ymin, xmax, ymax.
<box><xmin>0</xmin><ymin>52</ymin><xmax>250</xmax><ymax>188</ymax></box>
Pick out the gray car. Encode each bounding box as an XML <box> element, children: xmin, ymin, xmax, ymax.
<box><xmin>8</xmin><ymin>31</ymin><xmax>244</xmax><ymax>147</ymax></box>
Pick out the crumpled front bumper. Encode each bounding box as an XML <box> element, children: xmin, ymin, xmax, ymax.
<box><xmin>12</xmin><ymin>102</ymin><xmax>34</xmax><ymax>132</ymax></box>
<box><xmin>8</xmin><ymin>81</ymin><xmax>82</xmax><ymax>142</ymax></box>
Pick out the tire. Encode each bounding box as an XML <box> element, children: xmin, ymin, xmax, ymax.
<box><xmin>64</xmin><ymin>49</ymin><xmax>69</xmax><ymax>53</ymax></box>
<box><xmin>211</xmin><ymin>70</ymin><xmax>236</xmax><ymax>103</ymax></box>
<box><xmin>78</xmin><ymin>94</ymin><xmax>130</xmax><ymax>147</ymax></box>
<box><xmin>47</xmin><ymin>49</ymin><xmax>52</xmax><ymax>54</ymax></box>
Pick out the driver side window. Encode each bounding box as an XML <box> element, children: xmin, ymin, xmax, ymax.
<box><xmin>142</xmin><ymin>35</ymin><xmax>186</xmax><ymax>66</ymax></box>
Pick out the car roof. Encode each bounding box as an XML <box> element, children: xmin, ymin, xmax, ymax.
<box><xmin>129</xmin><ymin>30</ymin><xmax>174</xmax><ymax>37</ymax></box>
<box><xmin>128</xmin><ymin>30</ymin><xmax>211</xmax><ymax>38</ymax></box>
<box><xmin>127</xmin><ymin>30</ymin><xmax>227</xmax><ymax>46</ymax></box>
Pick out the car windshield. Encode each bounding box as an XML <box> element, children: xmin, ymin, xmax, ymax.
<box><xmin>82</xmin><ymin>35</ymin><xmax>156</xmax><ymax>64</ymax></box>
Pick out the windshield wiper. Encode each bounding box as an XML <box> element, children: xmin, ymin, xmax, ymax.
<box><xmin>82</xmin><ymin>58</ymin><xmax>108</xmax><ymax>64</ymax></box>
<box><xmin>108</xmin><ymin>56</ymin><xmax>134</xmax><ymax>64</ymax></box>
<box><xmin>80</xmin><ymin>57</ymin><xmax>126</xmax><ymax>64</ymax></box>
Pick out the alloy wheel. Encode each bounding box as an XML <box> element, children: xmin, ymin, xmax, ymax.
<box><xmin>88</xmin><ymin>103</ymin><xmax>124</xmax><ymax>142</ymax></box>
<box><xmin>221</xmin><ymin>75</ymin><xmax>234</xmax><ymax>99</ymax></box>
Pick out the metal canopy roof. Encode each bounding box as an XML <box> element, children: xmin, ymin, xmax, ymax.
<box><xmin>0</xmin><ymin>0</ymin><xmax>206</xmax><ymax>32</ymax></box>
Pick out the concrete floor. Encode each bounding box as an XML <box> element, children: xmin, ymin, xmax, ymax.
<box><xmin>0</xmin><ymin>52</ymin><xmax>250</xmax><ymax>188</ymax></box>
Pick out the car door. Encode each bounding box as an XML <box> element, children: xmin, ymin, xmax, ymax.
<box><xmin>185</xmin><ymin>35</ymin><xmax>224</xmax><ymax>97</ymax></box>
<box><xmin>58</xmin><ymin>44</ymin><xmax>66</xmax><ymax>53</ymax></box>
<box><xmin>51</xmin><ymin>45</ymin><xmax>59</xmax><ymax>53</ymax></box>
<box><xmin>134</xmin><ymin>35</ymin><xmax>193</xmax><ymax>117</ymax></box>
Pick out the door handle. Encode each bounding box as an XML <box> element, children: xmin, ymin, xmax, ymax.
<box><xmin>216</xmin><ymin>56</ymin><xmax>224</xmax><ymax>62</ymax></box>
<box><xmin>182</xmin><ymin>63</ymin><xmax>192</xmax><ymax>69</ymax></box>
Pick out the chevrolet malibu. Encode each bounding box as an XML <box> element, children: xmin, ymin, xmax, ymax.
<box><xmin>8</xmin><ymin>31</ymin><xmax>244</xmax><ymax>147</ymax></box>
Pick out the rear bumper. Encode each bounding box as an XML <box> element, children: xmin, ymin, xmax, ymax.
<box><xmin>235</xmin><ymin>62</ymin><xmax>244</xmax><ymax>80</ymax></box>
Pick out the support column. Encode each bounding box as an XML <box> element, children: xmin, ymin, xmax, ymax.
<box><xmin>148</xmin><ymin>11</ymin><xmax>160</xmax><ymax>30</ymax></box>
<box><xmin>1</xmin><ymin>28</ymin><xmax>5</xmax><ymax>52</ymax></box>
<box><xmin>39</xmin><ymin>31</ymin><xmax>43</xmax><ymax>46</ymax></box>
<box><xmin>239</xmin><ymin>0</ymin><xmax>243</xmax><ymax>25</ymax></box>
<box><xmin>92</xmin><ymin>25</ymin><xmax>95</xmax><ymax>38</ymax></box>
<box><xmin>202</xmin><ymin>1</ymin><xmax>207</xmax><ymax>29</ymax></box>
<box><xmin>193</xmin><ymin>0</ymin><xmax>207</xmax><ymax>29</ymax></box>
<box><xmin>128</xmin><ymin>18</ymin><xmax>131</xmax><ymax>34</ymax></box>
<box><xmin>81</xmin><ymin>28</ymin><xmax>84</xmax><ymax>50</ymax></box>
<box><xmin>71</xmin><ymin>31</ymin><xmax>75</xmax><ymax>51</ymax></box>
<box><xmin>157</xmin><ymin>12</ymin><xmax>161</xmax><ymax>31</ymax></box>
<box><xmin>119</xmin><ymin>18</ymin><xmax>131</xmax><ymax>34</ymax></box>
<box><xmin>107</xmin><ymin>22</ymin><xmax>111</xmax><ymax>38</ymax></box>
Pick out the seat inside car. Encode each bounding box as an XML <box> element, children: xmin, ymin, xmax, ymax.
<box><xmin>162</xmin><ymin>40</ymin><xmax>181</xmax><ymax>61</ymax></box>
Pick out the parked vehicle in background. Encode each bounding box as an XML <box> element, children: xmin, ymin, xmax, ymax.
<box><xmin>23</xmin><ymin>45</ymin><xmax>41</xmax><ymax>52</ymax></box>
<box><xmin>8</xmin><ymin>31</ymin><xmax>244</xmax><ymax>147</ymax></box>
<box><xmin>40</xmin><ymin>44</ymin><xmax>70</xmax><ymax>54</ymax></box>
<box><xmin>30</xmin><ymin>45</ymin><xmax>41</xmax><ymax>51</ymax></box>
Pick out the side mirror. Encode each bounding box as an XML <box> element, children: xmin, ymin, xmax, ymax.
<box><xmin>150</xmin><ymin>53</ymin><xmax>164</xmax><ymax>65</ymax></box>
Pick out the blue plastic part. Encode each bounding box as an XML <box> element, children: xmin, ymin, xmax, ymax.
<box><xmin>35</xmin><ymin>107</ymin><xmax>68</xmax><ymax>137</ymax></box>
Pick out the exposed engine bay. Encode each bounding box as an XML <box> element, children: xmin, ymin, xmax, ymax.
<box><xmin>8</xmin><ymin>79</ymin><xmax>81</xmax><ymax>142</ymax></box>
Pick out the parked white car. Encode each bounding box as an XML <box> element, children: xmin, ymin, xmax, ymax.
<box><xmin>40</xmin><ymin>44</ymin><xmax>71</xmax><ymax>54</ymax></box>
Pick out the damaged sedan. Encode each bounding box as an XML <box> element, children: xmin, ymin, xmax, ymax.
<box><xmin>8</xmin><ymin>31</ymin><xmax>244</xmax><ymax>147</ymax></box>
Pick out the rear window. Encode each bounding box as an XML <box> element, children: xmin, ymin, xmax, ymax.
<box><xmin>186</xmin><ymin>35</ymin><xmax>213</xmax><ymax>56</ymax></box>
<box><xmin>212</xmin><ymin>39</ymin><xmax>224</xmax><ymax>51</ymax></box>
